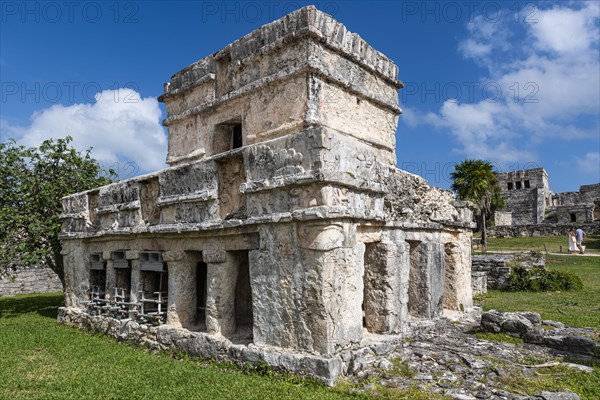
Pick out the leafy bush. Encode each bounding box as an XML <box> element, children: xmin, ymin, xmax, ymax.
<box><xmin>507</xmin><ymin>266</ymin><xmax>583</xmax><ymax>292</ymax></box>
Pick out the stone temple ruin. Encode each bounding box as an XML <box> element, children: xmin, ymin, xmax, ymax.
<box><xmin>493</xmin><ymin>168</ymin><xmax>600</xmax><ymax>237</ymax></box>
<box><xmin>58</xmin><ymin>6</ymin><xmax>476</xmax><ymax>383</ymax></box>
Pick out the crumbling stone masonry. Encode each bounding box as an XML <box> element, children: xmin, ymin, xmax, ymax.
<box><xmin>0</xmin><ymin>266</ymin><xmax>62</xmax><ymax>297</ymax></box>
<box><xmin>494</xmin><ymin>168</ymin><xmax>600</xmax><ymax>228</ymax></box>
<box><xmin>58</xmin><ymin>7</ymin><xmax>476</xmax><ymax>383</ymax></box>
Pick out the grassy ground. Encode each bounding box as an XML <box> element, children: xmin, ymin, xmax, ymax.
<box><xmin>2</xmin><ymin>249</ymin><xmax>598</xmax><ymax>399</ymax></box>
<box><xmin>475</xmin><ymin>254</ymin><xmax>600</xmax><ymax>328</ymax></box>
<box><xmin>479</xmin><ymin>234</ymin><xmax>600</xmax><ymax>254</ymax></box>
<box><xmin>0</xmin><ymin>293</ymin><xmax>362</xmax><ymax>400</ymax></box>
<box><xmin>474</xmin><ymin>253</ymin><xmax>600</xmax><ymax>399</ymax></box>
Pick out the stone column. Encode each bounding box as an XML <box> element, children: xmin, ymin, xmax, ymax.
<box><xmin>61</xmin><ymin>241</ymin><xmax>78</xmax><ymax>307</ymax></box>
<box><xmin>126</xmin><ymin>250</ymin><xmax>140</xmax><ymax>303</ymax></box>
<box><xmin>163</xmin><ymin>251</ymin><xmax>196</xmax><ymax>328</ymax></box>
<box><xmin>363</xmin><ymin>240</ymin><xmax>410</xmax><ymax>334</ymax></box>
<box><xmin>204</xmin><ymin>242</ymin><xmax>238</xmax><ymax>337</ymax></box>
<box><xmin>103</xmin><ymin>250</ymin><xmax>116</xmax><ymax>301</ymax></box>
<box><xmin>408</xmin><ymin>241</ymin><xmax>445</xmax><ymax>319</ymax></box>
<box><xmin>443</xmin><ymin>232</ymin><xmax>474</xmax><ymax>311</ymax></box>
<box><xmin>298</xmin><ymin>222</ymin><xmax>364</xmax><ymax>355</ymax></box>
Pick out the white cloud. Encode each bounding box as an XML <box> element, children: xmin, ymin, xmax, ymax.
<box><xmin>458</xmin><ymin>38</ymin><xmax>491</xmax><ymax>59</ymax></box>
<box><xmin>531</xmin><ymin>2</ymin><xmax>600</xmax><ymax>54</ymax></box>
<box><xmin>6</xmin><ymin>89</ymin><xmax>167</xmax><ymax>174</ymax></box>
<box><xmin>413</xmin><ymin>2</ymin><xmax>600</xmax><ymax>166</ymax></box>
<box><xmin>458</xmin><ymin>15</ymin><xmax>512</xmax><ymax>67</ymax></box>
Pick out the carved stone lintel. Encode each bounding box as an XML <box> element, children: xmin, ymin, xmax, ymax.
<box><xmin>126</xmin><ymin>250</ymin><xmax>139</xmax><ymax>260</ymax></box>
<box><xmin>162</xmin><ymin>250</ymin><xmax>187</xmax><ymax>262</ymax></box>
<box><xmin>203</xmin><ymin>242</ymin><xmax>226</xmax><ymax>263</ymax></box>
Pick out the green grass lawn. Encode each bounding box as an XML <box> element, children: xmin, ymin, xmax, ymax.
<box><xmin>481</xmin><ymin>234</ymin><xmax>600</xmax><ymax>255</ymax></box>
<box><xmin>475</xmin><ymin>254</ymin><xmax>600</xmax><ymax>328</ymax></box>
<box><xmin>0</xmin><ymin>294</ymin><xmax>362</xmax><ymax>400</ymax></box>
<box><xmin>2</xmin><ymin>252</ymin><xmax>598</xmax><ymax>399</ymax></box>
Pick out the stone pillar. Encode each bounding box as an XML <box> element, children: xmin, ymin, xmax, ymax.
<box><xmin>163</xmin><ymin>251</ymin><xmax>196</xmax><ymax>328</ymax></box>
<box><xmin>103</xmin><ymin>250</ymin><xmax>116</xmax><ymax>301</ymax></box>
<box><xmin>408</xmin><ymin>241</ymin><xmax>445</xmax><ymax>319</ymax></box>
<box><xmin>204</xmin><ymin>242</ymin><xmax>238</xmax><ymax>337</ymax></box>
<box><xmin>61</xmin><ymin>240</ymin><xmax>89</xmax><ymax>307</ymax></box>
<box><xmin>363</xmin><ymin>240</ymin><xmax>410</xmax><ymax>334</ymax></box>
<box><xmin>443</xmin><ymin>232</ymin><xmax>474</xmax><ymax>311</ymax></box>
<box><xmin>126</xmin><ymin>250</ymin><xmax>140</xmax><ymax>303</ymax></box>
<box><xmin>298</xmin><ymin>222</ymin><xmax>363</xmax><ymax>355</ymax></box>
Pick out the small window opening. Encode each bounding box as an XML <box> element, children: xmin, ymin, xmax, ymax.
<box><xmin>89</xmin><ymin>253</ymin><xmax>106</xmax><ymax>300</ymax></box>
<box><xmin>515</xmin><ymin>181</ymin><xmax>522</xmax><ymax>190</ymax></box>
<box><xmin>138</xmin><ymin>251</ymin><xmax>168</xmax><ymax>325</ymax></box>
<box><xmin>524</xmin><ymin>180</ymin><xmax>530</xmax><ymax>188</ymax></box>
<box><xmin>570</xmin><ymin>213</ymin><xmax>577</xmax><ymax>222</ymax></box>
<box><xmin>111</xmin><ymin>250</ymin><xmax>131</xmax><ymax>304</ymax></box>
<box><xmin>213</xmin><ymin>120</ymin><xmax>242</xmax><ymax>155</ymax></box>
<box><xmin>507</xmin><ymin>182</ymin><xmax>513</xmax><ymax>190</ymax></box>
<box><xmin>231</xmin><ymin>123</ymin><xmax>242</xmax><ymax>149</ymax></box>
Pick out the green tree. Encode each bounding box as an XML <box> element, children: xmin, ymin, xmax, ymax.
<box><xmin>450</xmin><ymin>159</ymin><xmax>505</xmax><ymax>252</ymax></box>
<box><xmin>0</xmin><ymin>136</ymin><xmax>115</xmax><ymax>286</ymax></box>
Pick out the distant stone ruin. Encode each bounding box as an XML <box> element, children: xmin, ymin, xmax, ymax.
<box><xmin>492</xmin><ymin>168</ymin><xmax>600</xmax><ymax>237</ymax></box>
<box><xmin>58</xmin><ymin>6</ymin><xmax>476</xmax><ymax>383</ymax></box>
<box><xmin>0</xmin><ymin>265</ymin><xmax>62</xmax><ymax>297</ymax></box>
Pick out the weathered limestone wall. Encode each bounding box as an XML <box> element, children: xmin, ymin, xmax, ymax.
<box><xmin>500</xmin><ymin>188</ymin><xmax>544</xmax><ymax>225</ymax></box>
<box><xmin>580</xmin><ymin>183</ymin><xmax>600</xmax><ymax>203</ymax></box>
<box><xmin>489</xmin><ymin>222</ymin><xmax>600</xmax><ymax>238</ymax></box>
<box><xmin>494</xmin><ymin>211</ymin><xmax>512</xmax><ymax>226</ymax></box>
<box><xmin>159</xmin><ymin>6</ymin><xmax>400</xmax><ymax>167</ymax></box>
<box><xmin>471</xmin><ymin>253</ymin><xmax>544</xmax><ymax>290</ymax></box>
<box><xmin>555</xmin><ymin>204</ymin><xmax>594</xmax><ymax>224</ymax></box>
<box><xmin>495</xmin><ymin>168</ymin><xmax>548</xmax><ymax>191</ymax></box>
<box><xmin>0</xmin><ymin>266</ymin><xmax>62</xmax><ymax>297</ymax></box>
<box><xmin>495</xmin><ymin>168</ymin><xmax>548</xmax><ymax>225</ymax></box>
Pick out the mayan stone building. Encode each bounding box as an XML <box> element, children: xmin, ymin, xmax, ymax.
<box><xmin>493</xmin><ymin>168</ymin><xmax>600</xmax><ymax>236</ymax></box>
<box><xmin>58</xmin><ymin>7</ymin><xmax>476</xmax><ymax>383</ymax></box>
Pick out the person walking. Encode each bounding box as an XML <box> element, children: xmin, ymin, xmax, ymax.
<box><xmin>575</xmin><ymin>227</ymin><xmax>586</xmax><ymax>254</ymax></box>
<box><xmin>568</xmin><ymin>229</ymin><xmax>578</xmax><ymax>254</ymax></box>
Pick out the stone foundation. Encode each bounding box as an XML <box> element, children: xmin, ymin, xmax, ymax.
<box><xmin>57</xmin><ymin>306</ymin><xmax>460</xmax><ymax>385</ymax></box>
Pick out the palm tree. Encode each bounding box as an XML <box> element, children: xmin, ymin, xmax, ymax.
<box><xmin>450</xmin><ymin>159</ymin><xmax>505</xmax><ymax>252</ymax></box>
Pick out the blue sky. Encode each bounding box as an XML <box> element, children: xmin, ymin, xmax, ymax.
<box><xmin>1</xmin><ymin>0</ymin><xmax>599</xmax><ymax>192</ymax></box>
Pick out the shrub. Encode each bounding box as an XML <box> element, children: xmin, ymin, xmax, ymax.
<box><xmin>507</xmin><ymin>267</ymin><xmax>583</xmax><ymax>292</ymax></box>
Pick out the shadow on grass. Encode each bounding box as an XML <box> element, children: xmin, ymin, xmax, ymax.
<box><xmin>0</xmin><ymin>292</ymin><xmax>64</xmax><ymax>319</ymax></box>
<box><xmin>582</xmin><ymin>234</ymin><xmax>600</xmax><ymax>252</ymax></box>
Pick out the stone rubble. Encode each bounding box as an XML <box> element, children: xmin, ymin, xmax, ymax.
<box><xmin>350</xmin><ymin>319</ymin><xmax>596</xmax><ymax>400</ymax></box>
<box><xmin>471</xmin><ymin>252</ymin><xmax>545</xmax><ymax>291</ymax></box>
<box><xmin>480</xmin><ymin>311</ymin><xmax>598</xmax><ymax>357</ymax></box>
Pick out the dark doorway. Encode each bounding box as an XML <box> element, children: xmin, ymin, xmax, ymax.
<box><xmin>231</xmin><ymin>123</ymin><xmax>243</xmax><ymax>149</ymax></box>
<box><xmin>196</xmin><ymin>261</ymin><xmax>208</xmax><ymax>328</ymax></box>
<box><xmin>229</xmin><ymin>250</ymin><xmax>253</xmax><ymax>344</ymax></box>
